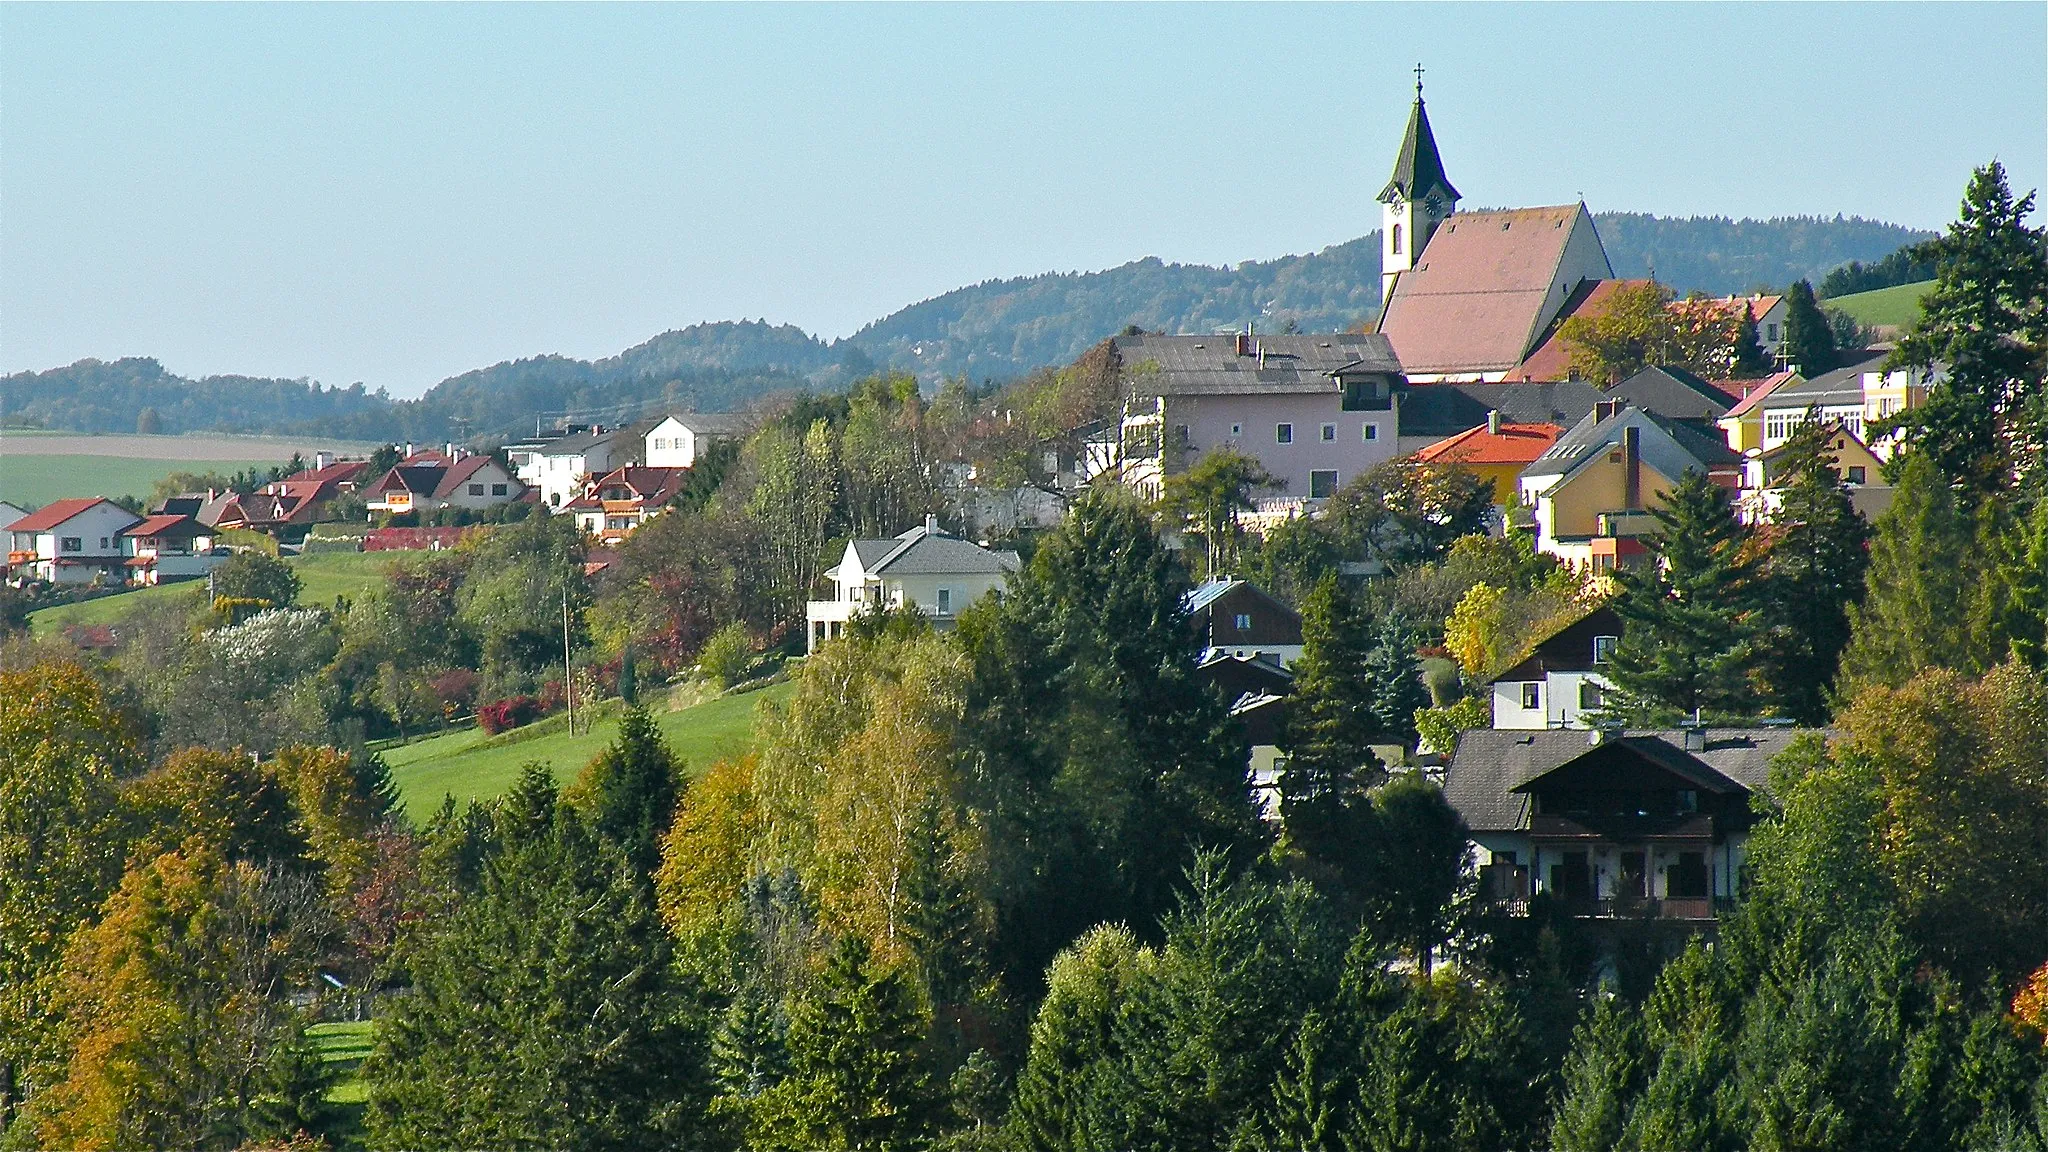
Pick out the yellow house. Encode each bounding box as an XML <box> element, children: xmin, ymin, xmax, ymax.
<box><xmin>1519</xmin><ymin>401</ymin><xmax>1742</xmax><ymax>572</ymax></box>
<box><xmin>1411</xmin><ymin>413</ymin><xmax>1566</xmax><ymax>507</ymax></box>
<box><xmin>1716</xmin><ymin>370</ymin><xmax>1802</xmax><ymax>454</ymax></box>
<box><xmin>1738</xmin><ymin>424</ymin><xmax>1893</xmax><ymax>524</ymax></box>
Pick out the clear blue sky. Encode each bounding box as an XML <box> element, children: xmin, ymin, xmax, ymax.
<box><xmin>4</xmin><ymin>3</ymin><xmax>2042</xmax><ymax>397</ymax></box>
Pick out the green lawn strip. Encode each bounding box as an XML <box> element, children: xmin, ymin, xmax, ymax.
<box><xmin>385</xmin><ymin>680</ymin><xmax>793</xmax><ymax>819</ymax></box>
<box><xmin>307</xmin><ymin>1019</ymin><xmax>375</xmax><ymax>1106</ymax></box>
<box><xmin>0</xmin><ymin>454</ymin><xmax>278</xmax><ymax>510</ymax></box>
<box><xmin>28</xmin><ymin>550</ymin><xmax>399</xmax><ymax>636</ymax></box>
<box><xmin>1825</xmin><ymin>280</ymin><xmax>1933</xmax><ymax>329</ymax></box>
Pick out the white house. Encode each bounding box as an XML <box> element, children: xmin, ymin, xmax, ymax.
<box><xmin>1487</xmin><ymin>605</ymin><xmax>1622</xmax><ymax>730</ymax></box>
<box><xmin>511</xmin><ymin>428</ymin><xmax>625</xmax><ymax>510</ymax></box>
<box><xmin>805</xmin><ymin>516</ymin><xmax>1020</xmax><ymax>652</ymax></box>
<box><xmin>121</xmin><ymin>514</ymin><xmax>222</xmax><ymax>585</ymax></box>
<box><xmin>5</xmin><ymin>497</ymin><xmax>142</xmax><ymax>586</ymax></box>
<box><xmin>645</xmin><ymin>413</ymin><xmax>759</xmax><ymax>469</ymax></box>
<box><xmin>1754</xmin><ymin>352</ymin><xmax>1940</xmax><ymax>457</ymax></box>
<box><xmin>364</xmin><ymin>451</ymin><xmax>526</xmax><ymax>517</ymax></box>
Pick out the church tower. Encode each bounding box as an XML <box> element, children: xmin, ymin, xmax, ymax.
<box><xmin>1378</xmin><ymin>67</ymin><xmax>1460</xmax><ymax>300</ymax></box>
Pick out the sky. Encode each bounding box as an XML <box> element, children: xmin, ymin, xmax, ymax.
<box><xmin>3</xmin><ymin>3</ymin><xmax>2043</xmax><ymax>398</ymax></box>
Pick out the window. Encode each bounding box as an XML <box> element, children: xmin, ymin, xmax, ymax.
<box><xmin>1310</xmin><ymin>469</ymin><xmax>1339</xmax><ymax>498</ymax></box>
<box><xmin>1173</xmin><ymin>424</ymin><xmax>1191</xmax><ymax>449</ymax></box>
<box><xmin>1593</xmin><ymin>635</ymin><xmax>1619</xmax><ymax>663</ymax></box>
<box><xmin>1579</xmin><ymin>681</ymin><xmax>1603</xmax><ymax>709</ymax></box>
<box><xmin>1276</xmin><ymin>423</ymin><xmax>1293</xmax><ymax>444</ymax></box>
<box><xmin>1845</xmin><ymin>466</ymin><xmax>1866</xmax><ymax>485</ymax></box>
<box><xmin>653</xmin><ymin>438</ymin><xmax>666</xmax><ymax>450</ymax></box>
<box><xmin>1229</xmin><ymin>423</ymin><xmax>1243</xmax><ymax>437</ymax></box>
<box><xmin>61</xmin><ymin>536</ymin><xmax>82</xmax><ymax>553</ymax></box>
<box><xmin>468</xmin><ymin>483</ymin><xmax>485</xmax><ymax>496</ymax></box>
<box><xmin>936</xmin><ymin>588</ymin><xmax>954</xmax><ymax>615</ymax></box>
<box><xmin>491</xmin><ymin>483</ymin><xmax>508</xmax><ymax>496</ymax></box>
<box><xmin>1766</xmin><ymin>322</ymin><xmax>1780</xmax><ymax>342</ymax></box>
<box><xmin>1233</xmin><ymin>613</ymin><xmax>1252</xmax><ymax>631</ymax></box>
<box><xmin>1520</xmin><ymin>682</ymin><xmax>1541</xmax><ymax>710</ymax></box>
<box><xmin>1320</xmin><ymin>423</ymin><xmax>1336</xmax><ymax>442</ymax></box>
<box><xmin>1362</xmin><ymin>423</ymin><xmax>1379</xmax><ymax>441</ymax></box>
<box><xmin>1391</xmin><ymin>222</ymin><xmax>1403</xmax><ymax>255</ymax></box>
<box><xmin>99</xmin><ymin>537</ymin><xmax>110</xmax><ymax>548</ymax></box>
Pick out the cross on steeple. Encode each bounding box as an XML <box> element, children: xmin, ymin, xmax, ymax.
<box><xmin>1414</xmin><ymin>63</ymin><xmax>1425</xmax><ymax>97</ymax></box>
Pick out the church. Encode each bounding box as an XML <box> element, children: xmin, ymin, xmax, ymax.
<box><xmin>1373</xmin><ymin>76</ymin><xmax>1618</xmax><ymax>383</ymax></box>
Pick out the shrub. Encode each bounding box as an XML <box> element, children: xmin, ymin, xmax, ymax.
<box><xmin>476</xmin><ymin>695</ymin><xmax>542</xmax><ymax>735</ymax></box>
<box><xmin>696</xmin><ymin>622</ymin><xmax>753</xmax><ymax>689</ymax></box>
<box><xmin>428</xmin><ymin>668</ymin><xmax>480</xmax><ymax>718</ymax></box>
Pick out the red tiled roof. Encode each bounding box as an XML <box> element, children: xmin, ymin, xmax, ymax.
<box><xmin>7</xmin><ymin>497</ymin><xmax>137</xmax><ymax>533</ymax></box>
<box><xmin>569</xmin><ymin>465</ymin><xmax>687</xmax><ymax>511</ymax></box>
<box><xmin>289</xmin><ymin>460</ymin><xmax>370</xmax><ymax>485</ymax></box>
<box><xmin>1378</xmin><ymin>205</ymin><xmax>1603</xmax><ymax>375</ymax></box>
<box><xmin>1412</xmin><ymin>421</ymin><xmax>1566</xmax><ymax>466</ymax></box>
<box><xmin>123</xmin><ymin>514</ymin><xmax>205</xmax><ymax>538</ymax></box>
<box><xmin>1505</xmin><ymin>278</ymin><xmax>1657</xmax><ymax>382</ymax></box>
<box><xmin>1719</xmin><ymin>371</ymin><xmax>1803</xmax><ymax>418</ymax></box>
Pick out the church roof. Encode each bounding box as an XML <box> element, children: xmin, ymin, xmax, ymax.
<box><xmin>1376</xmin><ymin>205</ymin><xmax>1614</xmax><ymax>376</ymax></box>
<box><xmin>1507</xmin><ymin>278</ymin><xmax>1657</xmax><ymax>382</ymax></box>
<box><xmin>1378</xmin><ymin>90</ymin><xmax>1459</xmax><ymax>205</ymax></box>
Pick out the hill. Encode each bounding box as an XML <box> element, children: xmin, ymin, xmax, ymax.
<box><xmin>4</xmin><ymin>214</ymin><xmax>1936</xmax><ymax>440</ymax></box>
<box><xmin>1824</xmin><ymin>279</ymin><xmax>1936</xmax><ymax>330</ymax></box>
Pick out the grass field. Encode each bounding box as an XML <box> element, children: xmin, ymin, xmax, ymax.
<box><xmin>308</xmin><ymin>1019</ymin><xmax>375</xmax><ymax>1112</ymax></box>
<box><xmin>28</xmin><ymin>550</ymin><xmax>402</xmax><ymax>636</ymax></box>
<box><xmin>0</xmin><ymin>453</ymin><xmax>281</xmax><ymax>509</ymax></box>
<box><xmin>382</xmin><ymin>679</ymin><xmax>794</xmax><ymax>818</ymax></box>
<box><xmin>1826</xmin><ymin>280</ymin><xmax>1933</xmax><ymax>329</ymax></box>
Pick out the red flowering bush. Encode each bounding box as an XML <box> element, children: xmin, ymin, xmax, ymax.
<box><xmin>476</xmin><ymin>695</ymin><xmax>542</xmax><ymax>735</ymax></box>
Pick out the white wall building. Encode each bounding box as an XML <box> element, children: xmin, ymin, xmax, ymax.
<box><xmin>4</xmin><ymin>498</ymin><xmax>142</xmax><ymax>586</ymax></box>
<box><xmin>645</xmin><ymin>413</ymin><xmax>759</xmax><ymax>469</ymax></box>
<box><xmin>805</xmin><ymin>516</ymin><xmax>1020</xmax><ymax>652</ymax></box>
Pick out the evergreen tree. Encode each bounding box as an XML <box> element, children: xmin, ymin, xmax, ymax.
<box><xmin>364</xmin><ymin>766</ymin><xmax>708</xmax><ymax>1152</ymax></box>
<box><xmin>1782</xmin><ymin>279</ymin><xmax>1840</xmax><ymax>377</ymax></box>
<box><xmin>1732</xmin><ymin>302</ymin><xmax>1773</xmax><ymax>377</ymax></box>
<box><xmin>1549</xmin><ymin>997</ymin><xmax>1645</xmax><ymax>1152</ymax></box>
<box><xmin>1888</xmin><ymin>161</ymin><xmax>2048</xmax><ymax>497</ymax></box>
<box><xmin>1604</xmin><ymin>470</ymin><xmax>1761</xmax><ymax>721</ymax></box>
<box><xmin>1361</xmin><ymin>614</ymin><xmax>1428</xmax><ymax>743</ymax></box>
<box><xmin>1229</xmin><ymin>1011</ymin><xmax>1347</xmax><ymax>1152</ymax></box>
<box><xmin>1838</xmin><ymin>452</ymin><xmax>1993</xmax><ymax>690</ymax></box>
<box><xmin>2001</xmin><ymin>496</ymin><xmax>2048</xmax><ymax>670</ymax></box>
<box><xmin>1355</xmin><ymin>775</ymin><xmax>1468</xmax><ymax>971</ymax></box>
<box><xmin>573</xmin><ymin>706</ymin><xmax>679</xmax><ymax>874</ymax></box>
<box><xmin>1279</xmin><ymin>575</ymin><xmax>1383</xmax><ymax>861</ymax></box>
<box><xmin>1756</xmin><ymin>419</ymin><xmax>1872</xmax><ymax>721</ymax></box>
<box><xmin>750</xmin><ymin>934</ymin><xmax>939</xmax><ymax>1152</ymax></box>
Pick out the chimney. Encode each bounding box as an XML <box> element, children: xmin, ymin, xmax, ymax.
<box><xmin>1623</xmin><ymin>425</ymin><xmax>1642</xmax><ymax>510</ymax></box>
<box><xmin>404</xmin><ymin>442</ymin><xmax>414</xmax><ymax>458</ymax></box>
<box><xmin>314</xmin><ymin>451</ymin><xmax>334</xmax><ymax>471</ymax></box>
<box><xmin>1682</xmin><ymin>726</ymin><xmax>1707</xmax><ymax>752</ymax></box>
<box><xmin>925</xmin><ymin>513</ymin><xmax>940</xmax><ymax>537</ymax></box>
<box><xmin>1487</xmin><ymin>409</ymin><xmax>1502</xmax><ymax>436</ymax></box>
<box><xmin>1236</xmin><ymin>332</ymin><xmax>1253</xmax><ymax>357</ymax></box>
<box><xmin>1594</xmin><ymin>399</ymin><xmax>1626</xmax><ymax>422</ymax></box>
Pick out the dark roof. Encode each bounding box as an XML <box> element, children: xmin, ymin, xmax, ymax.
<box><xmin>1397</xmin><ymin>380</ymin><xmax>1604</xmax><ymax>440</ymax></box>
<box><xmin>1610</xmin><ymin>366</ymin><xmax>1734</xmax><ymax>422</ymax></box>
<box><xmin>123</xmin><ymin>514</ymin><xmax>205</xmax><ymax>539</ymax></box>
<box><xmin>1378</xmin><ymin>90</ymin><xmax>1459</xmax><ymax>205</ymax></box>
<box><xmin>662</xmin><ymin>412</ymin><xmax>761</xmax><ymax>436</ymax></box>
<box><xmin>872</xmin><ymin>526</ymin><xmax>1021</xmax><ymax>576</ymax></box>
<box><xmin>535</xmin><ymin>428</ymin><xmax>620</xmax><ymax>456</ymax></box>
<box><xmin>1114</xmin><ymin>333</ymin><xmax>1403</xmax><ymax>397</ymax></box>
<box><xmin>1520</xmin><ymin>403</ymin><xmax>1738</xmax><ymax>482</ymax></box>
<box><xmin>1443</xmin><ymin>727</ymin><xmax>1809</xmax><ymax>832</ymax></box>
<box><xmin>1491</xmin><ymin>604</ymin><xmax>1624</xmax><ymax>682</ymax></box>
<box><xmin>1758</xmin><ymin>351</ymin><xmax>1893</xmax><ymax>409</ymax></box>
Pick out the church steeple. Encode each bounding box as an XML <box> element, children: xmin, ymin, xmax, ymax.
<box><xmin>1379</xmin><ymin>66</ymin><xmax>1459</xmax><ymax>300</ymax></box>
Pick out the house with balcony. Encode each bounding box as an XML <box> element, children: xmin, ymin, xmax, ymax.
<box><xmin>510</xmin><ymin>427</ymin><xmax>626</xmax><ymax>510</ymax></box>
<box><xmin>564</xmin><ymin>465</ymin><xmax>689</xmax><ymax>544</ymax></box>
<box><xmin>1443</xmin><ymin>724</ymin><xmax>1809</xmax><ymax>922</ymax></box>
<box><xmin>1487</xmin><ymin>604</ymin><xmax>1623</xmax><ymax>730</ymax></box>
<box><xmin>806</xmin><ymin>516</ymin><xmax>1020</xmax><ymax>652</ymax></box>
<box><xmin>120</xmin><ymin>514</ymin><xmax>222</xmax><ymax>585</ymax></box>
<box><xmin>364</xmin><ymin>450</ymin><xmax>524</xmax><ymax>517</ymax></box>
<box><xmin>1109</xmin><ymin>331</ymin><xmax>1406</xmax><ymax>503</ymax></box>
<box><xmin>5</xmin><ymin>497</ymin><xmax>142</xmax><ymax>586</ymax></box>
<box><xmin>1516</xmin><ymin>400</ymin><xmax>1740</xmax><ymax>572</ymax></box>
<box><xmin>1751</xmin><ymin>352</ymin><xmax>1938</xmax><ymax>458</ymax></box>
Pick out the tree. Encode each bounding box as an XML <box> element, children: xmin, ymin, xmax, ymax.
<box><xmin>1164</xmin><ymin>448</ymin><xmax>1279</xmax><ymax>576</ymax></box>
<box><xmin>1548</xmin><ymin>997</ymin><xmax>1644</xmax><ymax>1152</ymax></box>
<box><xmin>1731</xmin><ymin>302</ymin><xmax>1773</xmax><ymax>377</ymax></box>
<box><xmin>1327</xmin><ymin>459</ymin><xmax>1493</xmax><ymax>571</ymax></box>
<box><xmin>745</xmin><ymin>418</ymin><xmax>840</xmax><ymax>621</ymax></box>
<box><xmin>1355</xmin><ymin>776</ymin><xmax>1468</xmax><ymax>970</ymax></box>
<box><xmin>26</xmin><ymin>847</ymin><xmax>334</xmax><ymax>1151</ymax></box>
<box><xmin>1782</xmin><ymin>279</ymin><xmax>1840</xmax><ymax>377</ymax></box>
<box><xmin>135</xmin><ymin>406</ymin><xmax>162</xmax><ymax>435</ymax></box>
<box><xmin>1279</xmin><ymin>575</ymin><xmax>1383</xmax><ymax>862</ymax></box>
<box><xmin>1838</xmin><ymin>452</ymin><xmax>1996</xmax><ymax>691</ymax></box>
<box><xmin>1887</xmin><ymin>161</ymin><xmax>2048</xmax><ymax>497</ymax></box>
<box><xmin>0</xmin><ymin>661</ymin><xmax>140</xmax><ymax>1129</ymax></box>
<box><xmin>364</xmin><ymin>767</ymin><xmax>707</xmax><ymax>1151</ymax></box>
<box><xmin>1603</xmin><ymin>471</ymin><xmax>1760</xmax><ymax>720</ymax></box>
<box><xmin>1360</xmin><ymin>614</ymin><xmax>1428</xmax><ymax>744</ymax></box>
<box><xmin>211</xmin><ymin>550</ymin><xmax>301</xmax><ymax>608</ymax></box>
<box><xmin>1558</xmin><ymin>281</ymin><xmax>1738</xmax><ymax>383</ymax></box>
<box><xmin>572</xmin><ymin>706</ymin><xmax>678</xmax><ymax>875</ymax></box>
<box><xmin>748</xmin><ymin>935</ymin><xmax>939</xmax><ymax>1152</ymax></box>
<box><xmin>1755</xmin><ymin>419</ymin><xmax>1872</xmax><ymax>721</ymax></box>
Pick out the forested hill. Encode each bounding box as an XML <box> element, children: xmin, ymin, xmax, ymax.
<box><xmin>3</xmin><ymin>213</ymin><xmax>1933</xmax><ymax>438</ymax></box>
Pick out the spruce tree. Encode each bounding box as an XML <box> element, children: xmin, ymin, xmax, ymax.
<box><xmin>1782</xmin><ymin>279</ymin><xmax>1839</xmax><ymax>377</ymax></box>
<box><xmin>1838</xmin><ymin>452</ymin><xmax>1990</xmax><ymax>690</ymax></box>
<box><xmin>1889</xmin><ymin>160</ymin><xmax>2048</xmax><ymax>496</ymax></box>
<box><xmin>1756</xmin><ymin>419</ymin><xmax>1872</xmax><ymax>721</ymax></box>
<box><xmin>1604</xmin><ymin>470</ymin><xmax>1761</xmax><ymax>721</ymax></box>
<box><xmin>1548</xmin><ymin>997</ymin><xmax>1645</xmax><ymax>1152</ymax></box>
<box><xmin>1230</xmin><ymin>1012</ymin><xmax>1347</xmax><ymax>1152</ymax></box>
<box><xmin>1279</xmin><ymin>575</ymin><xmax>1383</xmax><ymax>858</ymax></box>
<box><xmin>2000</xmin><ymin>496</ymin><xmax>2048</xmax><ymax>670</ymax></box>
<box><xmin>1732</xmin><ymin>302</ymin><xmax>1773</xmax><ymax>377</ymax></box>
<box><xmin>574</xmin><ymin>707</ymin><xmax>679</xmax><ymax>874</ymax></box>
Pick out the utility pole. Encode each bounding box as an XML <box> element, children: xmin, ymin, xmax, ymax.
<box><xmin>562</xmin><ymin>584</ymin><xmax>575</xmax><ymax>735</ymax></box>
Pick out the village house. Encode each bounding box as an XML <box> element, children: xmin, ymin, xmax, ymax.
<box><xmin>1486</xmin><ymin>604</ymin><xmax>1624</xmax><ymax>730</ymax></box>
<box><xmin>1393</xmin><ymin>380</ymin><xmax>1603</xmax><ymax>455</ymax></box>
<box><xmin>1737</xmin><ymin>422</ymin><xmax>1894</xmax><ymax>524</ymax></box>
<box><xmin>1751</xmin><ymin>352</ymin><xmax>1939</xmax><ymax>457</ymax></box>
<box><xmin>563</xmin><ymin>465</ymin><xmax>690</xmax><ymax>544</ymax></box>
<box><xmin>1517</xmin><ymin>401</ymin><xmax>1741</xmax><ymax>571</ymax></box>
<box><xmin>5</xmin><ymin>497</ymin><xmax>142</xmax><ymax>586</ymax></box>
<box><xmin>805</xmin><ymin>516</ymin><xmax>1020</xmax><ymax>652</ymax></box>
<box><xmin>1186</xmin><ymin>577</ymin><xmax>1306</xmax><ymax>666</ymax></box>
<box><xmin>644</xmin><ymin>413</ymin><xmax>760</xmax><ymax>469</ymax></box>
<box><xmin>1410</xmin><ymin>412</ymin><xmax>1566</xmax><ymax>509</ymax></box>
<box><xmin>1443</xmin><ymin>725</ymin><xmax>1810</xmax><ymax>923</ymax></box>
<box><xmin>1714</xmin><ymin>370</ymin><xmax>1806</xmax><ymax>454</ymax></box>
<box><xmin>1110</xmin><ymin>331</ymin><xmax>1407</xmax><ymax>504</ymax></box>
<box><xmin>510</xmin><ymin>427</ymin><xmax>626</xmax><ymax>510</ymax></box>
<box><xmin>120</xmin><ymin>514</ymin><xmax>222</xmax><ymax>585</ymax></box>
<box><xmin>364</xmin><ymin>450</ymin><xmax>525</xmax><ymax>517</ymax></box>
<box><xmin>206</xmin><ymin>455</ymin><xmax>371</xmax><ymax>537</ymax></box>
